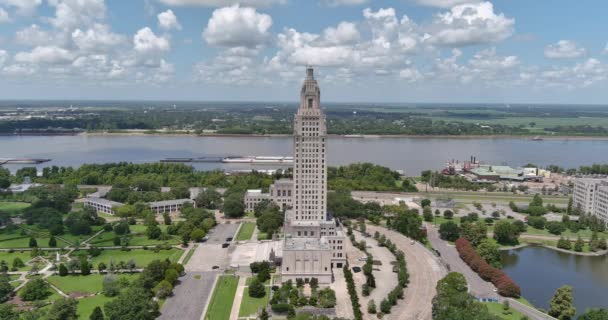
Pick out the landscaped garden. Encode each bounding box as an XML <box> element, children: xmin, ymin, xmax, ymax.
<box><xmin>239</xmin><ymin>277</ymin><xmax>270</xmax><ymax>317</ymax></box>
<box><xmin>0</xmin><ymin>201</ymin><xmax>31</xmax><ymax>215</ymax></box>
<box><xmin>71</xmin><ymin>248</ymin><xmax>183</xmax><ymax>269</ymax></box>
<box><xmin>235</xmin><ymin>222</ymin><xmax>255</xmax><ymax>241</ymax></box>
<box><xmin>204</xmin><ymin>275</ymin><xmax>239</xmax><ymax>320</ymax></box>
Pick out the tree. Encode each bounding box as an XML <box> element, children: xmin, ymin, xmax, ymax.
<box><xmin>460</xmin><ymin>221</ymin><xmax>488</xmax><ymax>247</ymax></box>
<box><xmin>12</xmin><ymin>257</ymin><xmax>25</xmax><ymax>270</ymax></box>
<box><xmin>59</xmin><ymin>263</ymin><xmax>68</xmax><ymax>276</ymax></box>
<box><xmin>29</xmin><ymin>237</ymin><xmax>37</xmax><ymax>248</ymax></box>
<box><xmin>153</xmin><ymin>280</ymin><xmax>173</xmax><ymax>299</ymax></box>
<box><xmin>476</xmin><ymin>239</ymin><xmax>502</xmax><ymax>268</ymax></box>
<box><xmin>223</xmin><ymin>193</ymin><xmax>245</xmax><ymax>218</ymax></box>
<box><xmin>146</xmin><ymin>224</ymin><xmax>162</xmax><ymax>240</ymax></box>
<box><xmin>546</xmin><ymin>221</ymin><xmax>566</xmax><ymax>235</ymax></box>
<box><xmin>47</xmin><ymin>298</ymin><xmax>78</xmax><ymax>320</ymax></box>
<box><xmin>0</xmin><ymin>304</ymin><xmax>19</xmax><ymax>320</ymax></box>
<box><xmin>432</xmin><ymin>272</ymin><xmax>496</xmax><ymax>320</ymax></box>
<box><xmin>578</xmin><ymin>309</ymin><xmax>608</xmax><ymax>320</ymax></box>
<box><xmin>98</xmin><ymin>262</ymin><xmax>107</xmax><ymax>273</ymax></box>
<box><xmin>104</xmin><ymin>287</ymin><xmax>159</xmax><ymax>320</ymax></box>
<box><xmin>443</xmin><ymin>210</ymin><xmax>454</xmax><ymax>219</ymax></box>
<box><xmin>548</xmin><ymin>286</ymin><xmax>576</xmax><ymax>320</ymax></box>
<box><xmin>557</xmin><ymin>237</ymin><xmax>572</xmax><ymax>250</ymax></box>
<box><xmin>80</xmin><ymin>257</ymin><xmax>91</xmax><ymax>275</ymax></box>
<box><xmin>367</xmin><ymin>299</ymin><xmax>377</xmax><ymax>314</ymax></box>
<box><xmin>48</xmin><ymin>236</ymin><xmax>57</xmax><ymax>247</ymax></box>
<box><xmin>259</xmin><ymin>308</ymin><xmax>269</xmax><ymax>320</ymax></box>
<box><xmin>190</xmin><ymin>228</ymin><xmax>206</xmax><ymax>242</ymax></box>
<box><xmin>0</xmin><ymin>273</ymin><xmax>13</xmax><ymax>302</ymax></box>
<box><xmin>249</xmin><ymin>277</ymin><xmax>266</xmax><ymax>298</ymax></box>
<box><xmin>439</xmin><ymin>221</ymin><xmax>460</xmax><ymax>242</ymax></box>
<box><xmin>195</xmin><ymin>188</ymin><xmax>222</xmax><ymax>209</ymax></box>
<box><xmin>89</xmin><ymin>306</ymin><xmax>104</xmax><ymax>320</ymax></box>
<box><xmin>527</xmin><ymin>216</ymin><xmax>546</xmax><ymax>229</ymax></box>
<box><xmin>493</xmin><ymin>220</ymin><xmax>519</xmax><ymax>245</ymax></box>
<box><xmin>102</xmin><ymin>274</ymin><xmax>120</xmax><ymax>297</ymax></box>
<box><xmin>163</xmin><ymin>212</ymin><xmax>171</xmax><ymax>225</ymax></box>
<box><xmin>574</xmin><ymin>236</ymin><xmax>584</xmax><ymax>252</ymax></box>
<box><xmin>20</xmin><ymin>278</ymin><xmax>50</xmax><ymax>301</ymax></box>
<box><xmin>421</xmin><ymin>199</ymin><xmax>431</xmax><ymax>208</ymax></box>
<box><xmin>423</xmin><ymin>206</ymin><xmax>434</xmax><ymax>222</ymax></box>
<box><xmin>113</xmin><ymin>221</ymin><xmax>130</xmax><ymax>235</ymax></box>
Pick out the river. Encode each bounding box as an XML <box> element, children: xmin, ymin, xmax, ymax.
<box><xmin>1</xmin><ymin>135</ymin><xmax>608</xmax><ymax>174</ymax></box>
<box><xmin>501</xmin><ymin>246</ymin><xmax>608</xmax><ymax>316</ymax></box>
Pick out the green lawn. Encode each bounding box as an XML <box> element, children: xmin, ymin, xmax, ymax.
<box><xmin>239</xmin><ymin>280</ymin><xmax>270</xmax><ymax>317</ymax></box>
<box><xmin>0</xmin><ymin>202</ymin><xmax>30</xmax><ymax>215</ymax></box>
<box><xmin>47</xmin><ymin>274</ymin><xmax>138</xmax><ymax>294</ymax></box>
<box><xmin>257</xmin><ymin>232</ymin><xmax>268</xmax><ymax>240</ymax></box>
<box><xmin>182</xmin><ymin>245</ymin><xmax>197</xmax><ymax>266</ymax></box>
<box><xmin>522</xmin><ymin>226</ymin><xmax>606</xmax><ymax>240</ymax></box>
<box><xmin>484</xmin><ymin>302</ymin><xmax>527</xmax><ymax>320</ymax></box>
<box><xmin>76</xmin><ymin>248</ymin><xmax>183</xmax><ymax>269</ymax></box>
<box><xmin>89</xmin><ymin>225</ymin><xmax>180</xmax><ymax>246</ymax></box>
<box><xmin>0</xmin><ymin>251</ymin><xmax>33</xmax><ymax>271</ymax></box>
<box><xmin>204</xmin><ymin>275</ymin><xmax>239</xmax><ymax>320</ymax></box>
<box><xmin>236</xmin><ymin>223</ymin><xmax>255</xmax><ymax>241</ymax></box>
<box><xmin>76</xmin><ymin>294</ymin><xmax>113</xmax><ymax>319</ymax></box>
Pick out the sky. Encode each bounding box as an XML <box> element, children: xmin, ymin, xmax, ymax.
<box><xmin>0</xmin><ymin>0</ymin><xmax>607</xmax><ymax>104</ymax></box>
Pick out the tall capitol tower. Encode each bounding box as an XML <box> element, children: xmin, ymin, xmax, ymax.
<box><xmin>281</xmin><ymin>67</ymin><xmax>346</xmax><ymax>284</ymax></box>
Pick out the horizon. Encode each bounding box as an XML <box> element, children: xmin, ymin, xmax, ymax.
<box><xmin>0</xmin><ymin>1</ymin><xmax>607</xmax><ymax>103</ymax></box>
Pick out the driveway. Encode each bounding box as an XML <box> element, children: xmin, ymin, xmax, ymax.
<box><xmin>366</xmin><ymin>224</ymin><xmax>446</xmax><ymax>320</ymax></box>
<box><xmin>158</xmin><ymin>271</ymin><xmax>218</xmax><ymax>320</ymax></box>
<box><xmin>207</xmin><ymin>223</ymin><xmax>239</xmax><ymax>244</ymax></box>
<box><xmin>426</xmin><ymin>222</ymin><xmax>497</xmax><ymax>299</ymax></box>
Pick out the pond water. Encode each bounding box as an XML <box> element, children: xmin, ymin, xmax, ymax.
<box><xmin>501</xmin><ymin>246</ymin><xmax>608</xmax><ymax>316</ymax></box>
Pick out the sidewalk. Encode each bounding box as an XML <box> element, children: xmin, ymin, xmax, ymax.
<box><xmin>229</xmin><ymin>276</ymin><xmax>247</xmax><ymax>320</ymax></box>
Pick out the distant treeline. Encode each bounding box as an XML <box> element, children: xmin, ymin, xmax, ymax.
<box><xmin>2</xmin><ymin>106</ymin><xmax>607</xmax><ymax>136</ymax></box>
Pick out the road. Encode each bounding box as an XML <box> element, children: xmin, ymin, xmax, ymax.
<box><xmin>426</xmin><ymin>222</ymin><xmax>497</xmax><ymax>299</ymax></box>
<box><xmin>367</xmin><ymin>224</ymin><xmax>446</xmax><ymax>320</ymax></box>
<box><xmin>426</xmin><ymin>223</ymin><xmax>557</xmax><ymax>320</ymax></box>
<box><xmin>158</xmin><ymin>271</ymin><xmax>218</xmax><ymax>320</ymax></box>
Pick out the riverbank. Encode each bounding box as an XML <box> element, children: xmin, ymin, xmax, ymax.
<box><xmin>499</xmin><ymin>242</ymin><xmax>608</xmax><ymax>257</ymax></box>
<box><xmin>79</xmin><ymin>131</ymin><xmax>608</xmax><ymax>140</ymax></box>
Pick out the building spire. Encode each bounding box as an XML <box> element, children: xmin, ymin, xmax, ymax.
<box><xmin>306</xmin><ymin>65</ymin><xmax>314</xmax><ymax>80</ymax></box>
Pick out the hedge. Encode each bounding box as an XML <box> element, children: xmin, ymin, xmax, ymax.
<box><xmin>455</xmin><ymin>237</ymin><xmax>521</xmax><ymax>298</ymax></box>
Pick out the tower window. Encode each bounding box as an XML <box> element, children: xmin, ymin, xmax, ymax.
<box><xmin>308</xmin><ymin>98</ymin><xmax>313</xmax><ymax>108</ymax></box>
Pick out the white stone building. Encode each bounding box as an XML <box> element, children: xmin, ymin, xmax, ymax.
<box><xmin>244</xmin><ymin>179</ymin><xmax>293</xmax><ymax>213</ymax></box>
<box><xmin>573</xmin><ymin>178</ymin><xmax>608</xmax><ymax>226</ymax></box>
<box><xmin>281</xmin><ymin>67</ymin><xmax>346</xmax><ymax>284</ymax></box>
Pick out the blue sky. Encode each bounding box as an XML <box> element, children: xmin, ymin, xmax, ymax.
<box><xmin>0</xmin><ymin>0</ymin><xmax>607</xmax><ymax>103</ymax></box>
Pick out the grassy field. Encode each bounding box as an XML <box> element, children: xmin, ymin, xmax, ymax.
<box><xmin>75</xmin><ymin>248</ymin><xmax>183</xmax><ymax>269</ymax></box>
<box><xmin>89</xmin><ymin>225</ymin><xmax>180</xmax><ymax>246</ymax></box>
<box><xmin>47</xmin><ymin>274</ymin><xmax>138</xmax><ymax>294</ymax></box>
<box><xmin>239</xmin><ymin>280</ymin><xmax>270</xmax><ymax>317</ymax></box>
<box><xmin>76</xmin><ymin>294</ymin><xmax>113</xmax><ymax>320</ymax></box>
<box><xmin>522</xmin><ymin>226</ymin><xmax>606</xmax><ymax>240</ymax></box>
<box><xmin>204</xmin><ymin>275</ymin><xmax>239</xmax><ymax>320</ymax></box>
<box><xmin>257</xmin><ymin>232</ymin><xmax>268</xmax><ymax>240</ymax></box>
<box><xmin>0</xmin><ymin>202</ymin><xmax>30</xmax><ymax>215</ymax></box>
<box><xmin>484</xmin><ymin>302</ymin><xmax>527</xmax><ymax>320</ymax></box>
<box><xmin>235</xmin><ymin>223</ymin><xmax>255</xmax><ymax>241</ymax></box>
<box><xmin>423</xmin><ymin>191</ymin><xmax>569</xmax><ymax>205</ymax></box>
<box><xmin>0</xmin><ymin>251</ymin><xmax>34</xmax><ymax>271</ymax></box>
<box><xmin>0</xmin><ymin>227</ymin><xmax>70</xmax><ymax>249</ymax></box>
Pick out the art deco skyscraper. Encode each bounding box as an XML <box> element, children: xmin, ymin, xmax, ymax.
<box><xmin>293</xmin><ymin>66</ymin><xmax>327</xmax><ymax>222</ymax></box>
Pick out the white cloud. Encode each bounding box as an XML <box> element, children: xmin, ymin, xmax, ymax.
<box><xmin>195</xmin><ymin>47</ymin><xmax>261</xmax><ymax>84</ymax></box>
<box><xmin>14</xmin><ymin>46</ymin><xmax>74</xmax><ymax>64</ymax></box>
<box><xmin>15</xmin><ymin>24</ymin><xmax>57</xmax><ymax>46</ymax></box>
<box><xmin>0</xmin><ymin>8</ymin><xmax>10</xmax><ymax>23</ymax></box>
<box><xmin>410</xmin><ymin>0</ymin><xmax>481</xmax><ymax>8</ymax></box>
<box><xmin>0</xmin><ymin>0</ymin><xmax>42</xmax><ymax>15</ymax></box>
<box><xmin>72</xmin><ymin>24</ymin><xmax>126</xmax><ymax>52</ymax></box>
<box><xmin>203</xmin><ymin>5</ymin><xmax>272</xmax><ymax>48</ymax></box>
<box><xmin>427</xmin><ymin>2</ymin><xmax>514</xmax><ymax>47</ymax></box>
<box><xmin>399</xmin><ymin>67</ymin><xmax>422</xmax><ymax>82</ymax></box>
<box><xmin>158</xmin><ymin>9</ymin><xmax>182</xmax><ymax>31</ymax></box>
<box><xmin>322</xmin><ymin>0</ymin><xmax>368</xmax><ymax>7</ymax></box>
<box><xmin>544</xmin><ymin>40</ymin><xmax>586</xmax><ymax>59</ymax></box>
<box><xmin>157</xmin><ymin>0</ymin><xmax>284</xmax><ymax>7</ymax></box>
<box><xmin>540</xmin><ymin>58</ymin><xmax>607</xmax><ymax>88</ymax></box>
<box><xmin>133</xmin><ymin>27</ymin><xmax>170</xmax><ymax>54</ymax></box>
<box><xmin>0</xmin><ymin>50</ymin><xmax>7</xmax><ymax>66</ymax></box>
<box><xmin>322</xmin><ymin>22</ymin><xmax>360</xmax><ymax>46</ymax></box>
<box><xmin>2</xmin><ymin>63</ymin><xmax>37</xmax><ymax>76</ymax></box>
<box><xmin>48</xmin><ymin>0</ymin><xmax>106</xmax><ymax>30</ymax></box>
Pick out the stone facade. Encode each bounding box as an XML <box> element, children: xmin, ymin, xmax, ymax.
<box><xmin>281</xmin><ymin>67</ymin><xmax>346</xmax><ymax>284</ymax></box>
<box><xmin>244</xmin><ymin>179</ymin><xmax>293</xmax><ymax>213</ymax></box>
<box><xmin>573</xmin><ymin>178</ymin><xmax>608</xmax><ymax>227</ymax></box>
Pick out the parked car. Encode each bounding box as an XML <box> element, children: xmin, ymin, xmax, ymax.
<box><xmin>226</xmin><ymin>237</ymin><xmax>233</xmax><ymax>242</ymax></box>
<box><xmin>352</xmin><ymin>266</ymin><xmax>362</xmax><ymax>273</ymax></box>
<box><xmin>222</xmin><ymin>243</ymin><xmax>230</xmax><ymax>248</ymax></box>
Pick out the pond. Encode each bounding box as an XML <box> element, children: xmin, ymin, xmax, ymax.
<box><xmin>501</xmin><ymin>246</ymin><xmax>608</xmax><ymax>316</ymax></box>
